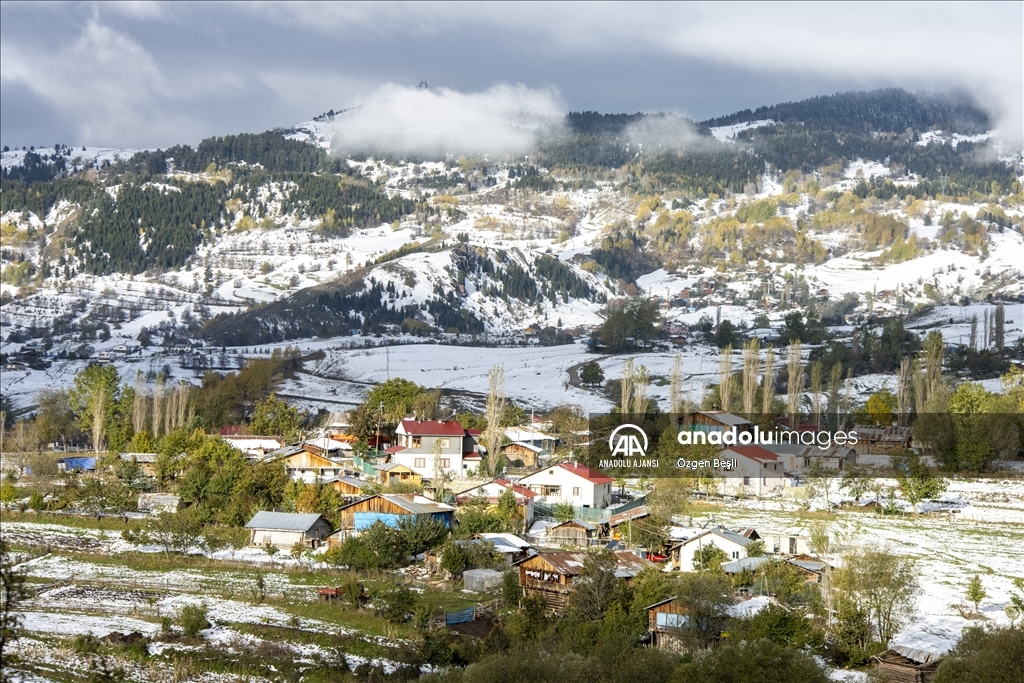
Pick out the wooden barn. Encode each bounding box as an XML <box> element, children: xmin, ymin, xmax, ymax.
<box><xmin>514</xmin><ymin>551</ymin><xmax>653</xmax><ymax>614</ymax></box>
<box><xmin>336</xmin><ymin>494</ymin><xmax>454</xmax><ymax>539</ymax></box>
<box><xmin>872</xmin><ymin>646</ymin><xmax>944</xmax><ymax>683</ymax></box>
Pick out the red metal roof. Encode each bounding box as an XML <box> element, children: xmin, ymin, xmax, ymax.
<box><xmin>384</xmin><ymin>445</ymin><xmax>407</xmax><ymax>455</ymax></box>
<box><xmin>557</xmin><ymin>461</ymin><xmax>614</xmax><ymax>484</ymax></box>
<box><xmin>398</xmin><ymin>419</ymin><xmax>465</xmax><ymax>436</ymax></box>
<box><xmin>724</xmin><ymin>445</ymin><xmax>779</xmax><ymax>461</ymax></box>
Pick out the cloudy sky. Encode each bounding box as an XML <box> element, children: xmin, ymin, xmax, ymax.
<box><xmin>1</xmin><ymin>1</ymin><xmax>1021</xmax><ymax>149</ymax></box>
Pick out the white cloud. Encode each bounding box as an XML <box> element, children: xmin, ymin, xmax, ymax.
<box><xmin>259</xmin><ymin>2</ymin><xmax>1023</xmax><ymax>141</ymax></box>
<box><xmin>2</xmin><ymin>20</ymin><xmax>167</xmax><ymax>144</ymax></box>
<box><xmin>327</xmin><ymin>82</ymin><xmax>566</xmax><ymax>157</ymax></box>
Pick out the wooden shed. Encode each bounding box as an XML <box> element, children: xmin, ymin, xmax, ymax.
<box><xmin>324</xmin><ymin>475</ymin><xmax>369</xmax><ymax>497</ymax></box>
<box><xmin>872</xmin><ymin>646</ymin><xmax>944</xmax><ymax>683</ymax></box>
<box><xmin>549</xmin><ymin>519</ymin><xmax>599</xmax><ymax>547</ymax></box>
<box><xmin>374</xmin><ymin>462</ymin><xmax>422</xmax><ymax>486</ymax></box>
<box><xmin>646</xmin><ymin>597</ymin><xmax>693</xmax><ymax>653</ymax></box>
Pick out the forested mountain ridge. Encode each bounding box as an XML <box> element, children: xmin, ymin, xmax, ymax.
<box><xmin>701</xmin><ymin>88</ymin><xmax>991</xmax><ymax>134</ymax></box>
<box><xmin>1</xmin><ymin>87</ymin><xmax>1021</xmax><ymax>353</ymax></box>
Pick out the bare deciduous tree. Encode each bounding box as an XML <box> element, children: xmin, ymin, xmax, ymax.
<box><xmin>483</xmin><ymin>365</ymin><xmax>507</xmax><ymax>476</ymax></box>
<box><xmin>762</xmin><ymin>346</ymin><xmax>776</xmax><ymax>416</ymax></box>
<box><xmin>787</xmin><ymin>342</ymin><xmax>803</xmax><ymax>425</ymax></box>
<box><xmin>718</xmin><ymin>345</ymin><xmax>733</xmax><ymax>412</ymax></box>
<box><xmin>742</xmin><ymin>339</ymin><xmax>761</xmax><ymax>416</ymax></box>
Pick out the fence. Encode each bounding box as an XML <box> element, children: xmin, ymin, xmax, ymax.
<box><xmin>533</xmin><ymin>502</ymin><xmax>606</xmax><ymax>522</ymax></box>
<box><xmin>444</xmin><ymin>608</ymin><xmax>475</xmax><ymax>626</ymax></box>
<box><xmin>439</xmin><ymin>599</ymin><xmax>504</xmax><ymax>627</ymax></box>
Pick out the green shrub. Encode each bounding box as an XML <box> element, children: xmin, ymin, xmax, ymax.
<box><xmin>178</xmin><ymin>603</ymin><xmax>210</xmax><ymax>638</ymax></box>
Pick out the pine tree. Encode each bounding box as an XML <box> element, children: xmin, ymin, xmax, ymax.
<box><xmin>966</xmin><ymin>574</ymin><xmax>986</xmax><ymax>614</ymax></box>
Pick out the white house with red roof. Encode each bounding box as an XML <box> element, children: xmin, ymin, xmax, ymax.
<box><xmin>518</xmin><ymin>461</ymin><xmax>614</xmax><ymax>509</ymax></box>
<box><xmin>717</xmin><ymin>445</ymin><xmax>787</xmax><ymax>497</ymax></box>
<box><xmin>389</xmin><ymin>418</ymin><xmax>482</xmax><ymax>480</ymax></box>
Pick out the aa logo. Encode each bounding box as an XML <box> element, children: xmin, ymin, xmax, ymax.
<box><xmin>609</xmin><ymin>424</ymin><xmax>649</xmax><ymax>458</ymax></box>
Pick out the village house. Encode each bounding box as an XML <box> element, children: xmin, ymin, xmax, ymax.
<box><xmin>518</xmin><ymin>461</ymin><xmax>614</xmax><ymax>509</ymax></box>
<box><xmin>716</xmin><ymin>446</ymin><xmax>787</xmax><ymax>497</ymax></box>
<box><xmin>514</xmin><ymin>550</ymin><xmax>654</xmax><ymax>613</ymax></box>
<box><xmin>335</xmin><ymin>493</ymin><xmax>455</xmax><ymax>540</ymax></box>
<box><xmin>388</xmin><ymin>419</ymin><xmax>482</xmax><ymax>480</ymax></box>
<box><xmin>668</xmin><ymin>527</ymin><xmax>753</xmax><ymax>571</ymax></box>
<box><xmin>263</xmin><ymin>445</ymin><xmax>344</xmax><ymax>482</ymax></box>
<box><xmin>117</xmin><ymin>452</ymin><xmax>158</xmax><ymax>478</ymax></box>
<box><xmin>245</xmin><ymin>511</ymin><xmax>333</xmax><ymax>549</ymax></box>
<box><xmin>454</xmin><ymin>478</ymin><xmax>536</xmax><ymax>524</ymax></box>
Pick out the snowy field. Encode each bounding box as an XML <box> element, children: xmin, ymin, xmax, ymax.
<box><xmin>4</xmin><ymin>298</ymin><xmax>1021</xmax><ymax>415</ymax></box>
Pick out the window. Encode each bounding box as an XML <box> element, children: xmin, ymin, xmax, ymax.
<box><xmin>414</xmin><ymin>458</ymin><xmax>426</xmax><ymax>468</ymax></box>
<box><xmin>541</xmin><ymin>485</ymin><xmax>561</xmax><ymax>496</ymax></box>
<box><xmin>572</xmin><ymin>487</ymin><xmax>580</xmax><ymax>496</ymax></box>
<box><xmin>742</xmin><ymin>476</ymin><xmax>750</xmax><ymax>486</ymax></box>
<box><xmin>763</xmin><ymin>477</ymin><xmax>767</xmax><ymax>486</ymax></box>
<box><xmin>439</xmin><ymin>438</ymin><xmax>451</xmax><ymax>449</ymax></box>
<box><xmin>789</xmin><ymin>537</ymin><xmax>797</xmax><ymax>554</ymax></box>
<box><xmin>655</xmin><ymin>613</ymin><xmax>689</xmax><ymax>629</ymax></box>
<box><xmin>412</xmin><ymin>436</ymin><xmax>422</xmax><ymax>448</ymax></box>
<box><xmin>732</xmin><ymin>551</ymin><xmax>740</xmax><ymax>559</ymax></box>
<box><xmin>803</xmin><ymin>457</ymin><xmax>811</xmax><ymax>468</ymax></box>
<box><xmin>441</xmin><ymin>458</ymin><xmax>451</xmax><ymax>468</ymax></box>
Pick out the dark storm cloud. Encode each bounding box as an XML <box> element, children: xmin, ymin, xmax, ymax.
<box><xmin>1</xmin><ymin>2</ymin><xmax>1020</xmax><ymax>149</ymax></box>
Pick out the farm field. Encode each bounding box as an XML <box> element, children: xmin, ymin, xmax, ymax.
<box><xmin>3</xmin><ymin>475</ymin><xmax>1022</xmax><ymax>682</ymax></box>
